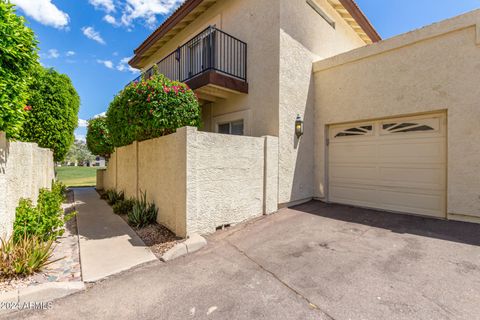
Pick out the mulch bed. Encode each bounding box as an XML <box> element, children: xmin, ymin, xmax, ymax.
<box><xmin>119</xmin><ymin>217</ymin><xmax>183</xmax><ymax>258</ymax></box>
<box><xmin>96</xmin><ymin>188</ymin><xmax>183</xmax><ymax>259</ymax></box>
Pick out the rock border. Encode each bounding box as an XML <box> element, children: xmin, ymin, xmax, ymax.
<box><xmin>161</xmin><ymin>234</ymin><xmax>207</xmax><ymax>261</ymax></box>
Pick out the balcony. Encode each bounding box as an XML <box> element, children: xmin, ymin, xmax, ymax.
<box><xmin>131</xmin><ymin>26</ymin><xmax>248</xmax><ymax>102</ymax></box>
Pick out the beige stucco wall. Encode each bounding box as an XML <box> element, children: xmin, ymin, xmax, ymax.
<box><xmin>138</xmin><ymin>130</ymin><xmax>187</xmax><ymax>236</ymax></box>
<box><xmin>277</xmin><ymin>0</ymin><xmax>366</xmax><ymax>205</ymax></box>
<box><xmin>313</xmin><ymin>10</ymin><xmax>480</xmax><ymax>221</ymax></box>
<box><xmin>116</xmin><ymin>142</ymin><xmax>138</xmax><ymax>199</ymax></box>
<box><xmin>0</xmin><ymin>132</ymin><xmax>55</xmax><ymax>237</ymax></box>
<box><xmin>185</xmin><ymin>128</ymin><xmax>272</xmax><ymax>234</ymax></box>
<box><xmin>99</xmin><ymin>127</ymin><xmax>279</xmax><ymax>236</ymax></box>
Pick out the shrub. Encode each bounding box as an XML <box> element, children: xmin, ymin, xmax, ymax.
<box><xmin>0</xmin><ymin>0</ymin><xmax>39</xmax><ymax>138</ymax></box>
<box><xmin>19</xmin><ymin>66</ymin><xmax>80</xmax><ymax>161</ymax></box>
<box><xmin>106</xmin><ymin>72</ymin><xmax>201</xmax><ymax>148</ymax></box>
<box><xmin>13</xmin><ymin>181</ymin><xmax>74</xmax><ymax>242</ymax></box>
<box><xmin>112</xmin><ymin>199</ymin><xmax>135</xmax><ymax>215</ymax></box>
<box><xmin>0</xmin><ymin>235</ymin><xmax>56</xmax><ymax>278</ymax></box>
<box><xmin>105</xmin><ymin>189</ymin><xmax>124</xmax><ymax>205</ymax></box>
<box><xmin>86</xmin><ymin>116</ymin><xmax>114</xmax><ymax>157</ymax></box>
<box><xmin>127</xmin><ymin>191</ymin><xmax>158</xmax><ymax>228</ymax></box>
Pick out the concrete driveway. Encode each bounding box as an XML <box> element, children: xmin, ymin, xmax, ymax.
<box><xmin>4</xmin><ymin>201</ymin><xmax>480</xmax><ymax>320</ymax></box>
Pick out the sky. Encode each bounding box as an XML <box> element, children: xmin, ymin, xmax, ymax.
<box><xmin>11</xmin><ymin>0</ymin><xmax>480</xmax><ymax>141</ymax></box>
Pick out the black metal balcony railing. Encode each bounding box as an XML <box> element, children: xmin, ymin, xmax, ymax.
<box><xmin>132</xmin><ymin>26</ymin><xmax>247</xmax><ymax>84</ymax></box>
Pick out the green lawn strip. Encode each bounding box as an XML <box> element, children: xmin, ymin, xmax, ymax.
<box><xmin>56</xmin><ymin>167</ymin><xmax>100</xmax><ymax>187</ymax></box>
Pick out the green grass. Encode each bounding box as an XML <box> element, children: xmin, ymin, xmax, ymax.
<box><xmin>56</xmin><ymin>166</ymin><xmax>100</xmax><ymax>187</ymax></box>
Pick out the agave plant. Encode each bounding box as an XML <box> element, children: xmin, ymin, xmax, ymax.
<box><xmin>0</xmin><ymin>234</ymin><xmax>59</xmax><ymax>279</ymax></box>
<box><xmin>127</xmin><ymin>191</ymin><xmax>158</xmax><ymax>228</ymax></box>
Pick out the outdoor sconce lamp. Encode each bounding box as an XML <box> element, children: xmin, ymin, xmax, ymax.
<box><xmin>295</xmin><ymin>114</ymin><xmax>304</xmax><ymax>138</ymax></box>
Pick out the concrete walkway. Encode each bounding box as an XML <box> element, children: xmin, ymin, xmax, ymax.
<box><xmin>74</xmin><ymin>188</ymin><xmax>156</xmax><ymax>282</ymax></box>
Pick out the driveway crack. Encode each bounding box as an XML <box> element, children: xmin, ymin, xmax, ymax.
<box><xmin>226</xmin><ymin>240</ymin><xmax>336</xmax><ymax>320</ymax></box>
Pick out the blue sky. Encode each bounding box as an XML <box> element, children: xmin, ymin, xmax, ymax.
<box><xmin>11</xmin><ymin>0</ymin><xmax>480</xmax><ymax>140</ymax></box>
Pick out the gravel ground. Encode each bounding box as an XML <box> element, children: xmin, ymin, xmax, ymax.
<box><xmin>119</xmin><ymin>215</ymin><xmax>183</xmax><ymax>258</ymax></box>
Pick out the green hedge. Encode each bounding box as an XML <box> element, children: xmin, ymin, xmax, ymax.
<box><xmin>0</xmin><ymin>0</ymin><xmax>39</xmax><ymax>138</ymax></box>
<box><xmin>19</xmin><ymin>66</ymin><xmax>80</xmax><ymax>161</ymax></box>
<box><xmin>106</xmin><ymin>73</ymin><xmax>201</xmax><ymax>147</ymax></box>
<box><xmin>13</xmin><ymin>181</ymin><xmax>74</xmax><ymax>242</ymax></box>
<box><xmin>86</xmin><ymin>116</ymin><xmax>114</xmax><ymax>157</ymax></box>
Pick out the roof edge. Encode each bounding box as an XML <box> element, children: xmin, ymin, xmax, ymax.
<box><xmin>338</xmin><ymin>0</ymin><xmax>381</xmax><ymax>43</ymax></box>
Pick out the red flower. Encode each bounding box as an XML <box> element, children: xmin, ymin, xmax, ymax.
<box><xmin>24</xmin><ymin>105</ymin><xmax>32</xmax><ymax>111</ymax></box>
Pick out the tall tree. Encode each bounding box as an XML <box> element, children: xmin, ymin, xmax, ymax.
<box><xmin>65</xmin><ymin>140</ymin><xmax>95</xmax><ymax>164</ymax></box>
<box><xmin>0</xmin><ymin>0</ymin><xmax>39</xmax><ymax>138</ymax></box>
<box><xmin>19</xmin><ymin>66</ymin><xmax>80</xmax><ymax>161</ymax></box>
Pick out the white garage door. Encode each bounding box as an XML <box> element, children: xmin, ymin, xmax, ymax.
<box><xmin>328</xmin><ymin>113</ymin><xmax>446</xmax><ymax>218</ymax></box>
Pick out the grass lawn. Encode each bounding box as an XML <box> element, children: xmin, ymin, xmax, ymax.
<box><xmin>56</xmin><ymin>166</ymin><xmax>100</xmax><ymax>187</ymax></box>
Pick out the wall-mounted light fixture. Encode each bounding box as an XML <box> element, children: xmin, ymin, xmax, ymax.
<box><xmin>295</xmin><ymin>114</ymin><xmax>304</xmax><ymax>138</ymax></box>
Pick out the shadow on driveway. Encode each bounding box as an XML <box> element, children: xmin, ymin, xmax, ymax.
<box><xmin>292</xmin><ymin>200</ymin><xmax>480</xmax><ymax>246</ymax></box>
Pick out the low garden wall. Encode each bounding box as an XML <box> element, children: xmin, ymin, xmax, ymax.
<box><xmin>97</xmin><ymin>127</ymin><xmax>279</xmax><ymax>237</ymax></box>
<box><xmin>0</xmin><ymin>132</ymin><xmax>55</xmax><ymax>237</ymax></box>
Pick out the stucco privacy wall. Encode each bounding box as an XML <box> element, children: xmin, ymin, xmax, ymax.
<box><xmin>277</xmin><ymin>0</ymin><xmax>366</xmax><ymax>206</ymax></box>
<box><xmin>313</xmin><ymin>10</ymin><xmax>480</xmax><ymax>221</ymax></box>
<box><xmin>99</xmin><ymin>127</ymin><xmax>278</xmax><ymax>236</ymax></box>
<box><xmin>0</xmin><ymin>132</ymin><xmax>55</xmax><ymax>236</ymax></box>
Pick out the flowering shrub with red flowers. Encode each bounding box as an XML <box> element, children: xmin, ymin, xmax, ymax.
<box><xmin>86</xmin><ymin>116</ymin><xmax>114</xmax><ymax>157</ymax></box>
<box><xmin>106</xmin><ymin>72</ymin><xmax>201</xmax><ymax>147</ymax></box>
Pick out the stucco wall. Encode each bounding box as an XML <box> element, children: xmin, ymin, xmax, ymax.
<box><xmin>0</xmin><ymin>132</ymin><xmax>55</xmax><ymax>237</ymax></box>
<box><xmin>312</xmin><ymin>10</ymin><xmax>480</xmax><ymax>221</ymax></box>
<box><xmin>186</xmin><ymin>129</ymin><xmax>267</xmax><ymax>234</ymax></box>
<box><xmin>277</xmin><ymin>0</ymin><xmax>366</xmax><ymax>205</ymax></box>
<box><xmin>99</xmin><ymin>127</ymin><xmax>278</xmax><ymax>236</ymax></box>
<box><xmin>138</xmin><ymin>131</ymin><xmax>187</xmax><ymax>236</ymax></box>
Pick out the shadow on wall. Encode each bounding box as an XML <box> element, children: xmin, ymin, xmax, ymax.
<box><xmin>0</xmin><ymin>132</ymin><xmax>9</xmax><ymax>174</ymax></box>
<box><xmin>293</xmin><ymin>200</ymin><xmax>480</xmax><ymax>247</ymax></box>
<box><xmin>289</xmin><ymin>71</ymin><xmax>315</xmax><ymax>203</ymax></box>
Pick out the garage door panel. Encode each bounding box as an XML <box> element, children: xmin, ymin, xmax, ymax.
<box><xmin>379</xmin><ymin>141</ymin><xmax>445</xmax><ymax>163</ymax></box>
<box><xmin>330</xmin><ymin>185</ymin><xmax>445</xmax><ymax>218</ymax></box>
<box><xmin>379</xmin><ymin>166</ymin><xmax>445</xmax><ymax>189</ymax></box>
<box><xmin>328</xmin><ymin>113</ymin><xmax>446</xmax><ymax>219</ymax></box>
<box><xmin>329</xmin><ymin>144</ymin><xmax>377</xmax><ymax>163</ymax></box>
<box><xmin>330</xmin><ymin>165</ymin><xmax>378</xmax><ymax>182</ymax></box>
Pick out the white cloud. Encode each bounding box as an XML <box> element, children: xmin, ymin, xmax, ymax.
<box><xmin>89</xmin><ymin>0</ymin><xmax>115</xmax><ymax>13</ymax></box>
<box><xmin>82</xmin><ymin>26</ymin><xmax>106</xmax><ymax>45</ymax></box>
<box><xmin>78</xmin><ymin>119</ymin><xmax>88</xmax><ymax>128</ymax></box>
<box><xmin>116</xmin><ymin>57</ymin><xmax>140</xmax><ymax>73</ymax></box>
<box><xmin>11</xmin><ymin>0</ymin><xmax>69</xmax><ymax>29</ymax></box>
<box><xmin>96</xmin><ymin>0</ymin><xmax>183</xmax><ymax>29</ymax></box>
<box><xmin>121</xmin><ymin>0</ymin><xmax>184</xmax><ymax>28</ymax></box>
<box><xmin>47</xmin><ymin>49</ymin><xmax>59</xmax><ymax>58</ymax></box>
<box><xmin>75</xmin><ymin>134</ymin><xmax>86</xmax><ymax>142</ymax></box>
<box><xmin>97</xmin><ymin>59</ymin><xmax>114</xmax><ymax>69</ymax></box>
<box><xmin>66</xmin><ymin>51</ymin><xmax>75</xmax><ymax>57</ymax></box>
<box><xmin>93</xmin><ymin>112</ymin><xmax>107</xmax><ymax>118</ymax></box>
<box><xmin>103</xmin><ymin>14</ymin><xmax>117</xmax><ymax>25</ymax></box>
